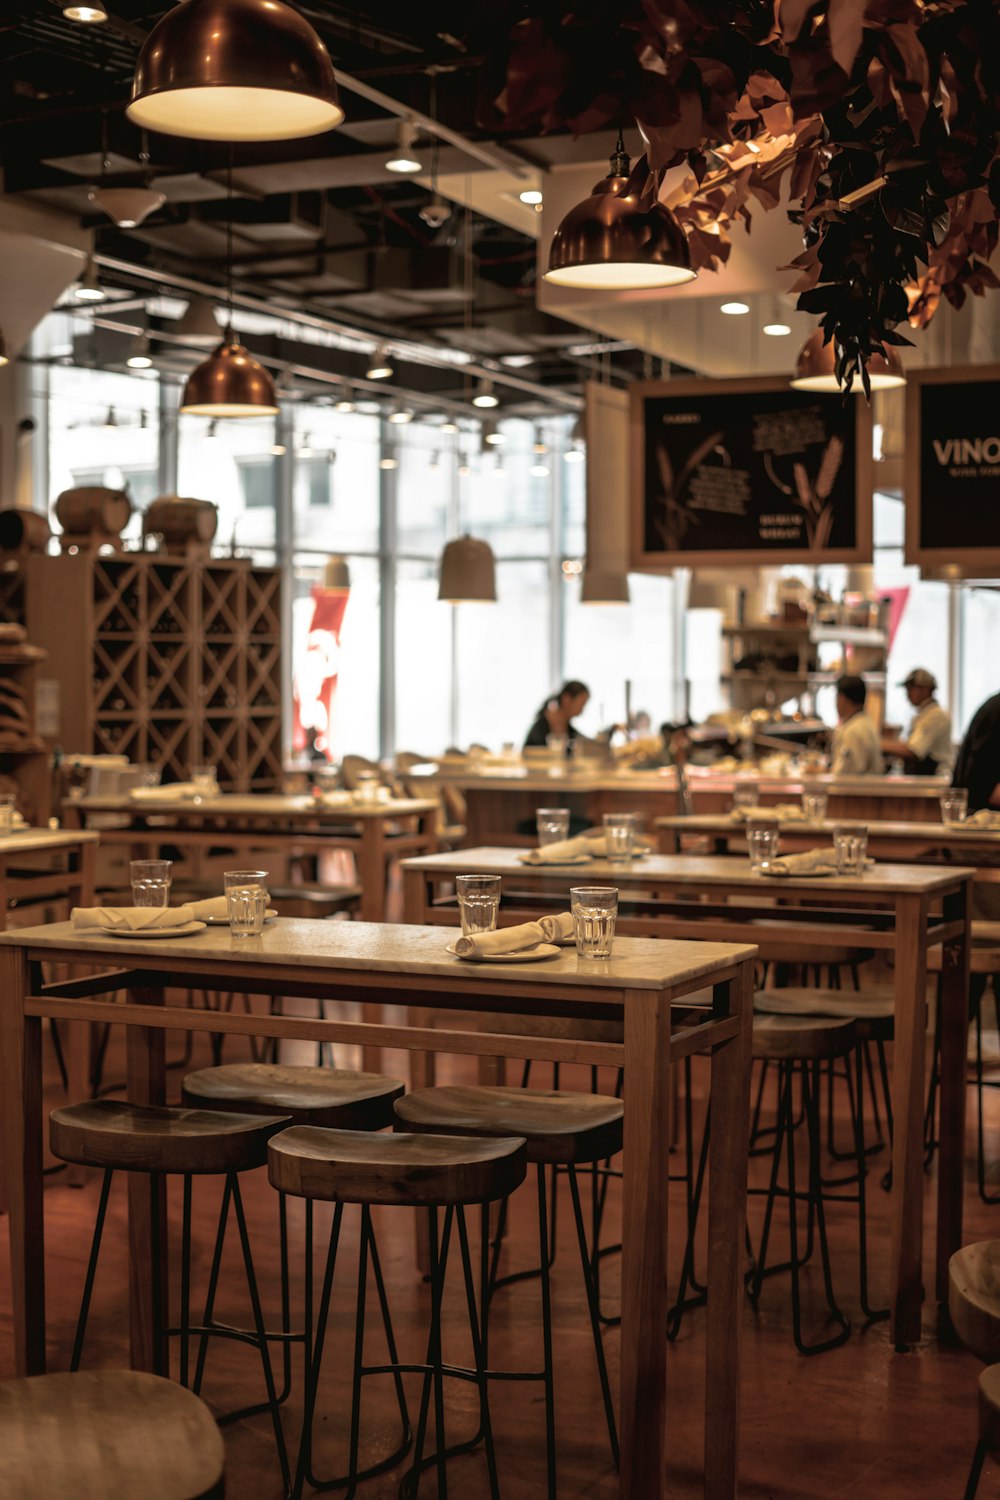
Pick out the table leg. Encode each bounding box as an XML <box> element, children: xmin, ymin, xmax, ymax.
<box><xmin>889</xmin><ymin>892</ymin><xmax>930</xmax><ymax>1347</ymax></box>
<box><xmin>0</xmin><ymin>945</ymin><xmax>45</xmax><ymax>1373</ymax></box>
<box><xmin>357</xmin><ymin>818</ymin><xmax>386</xmax><ymax>923</ymax></box>
<box><xmin>937</xmin><ymin>879</ymin><xmax>971</xmax><ymax>1300</ymax></box>
<box><xmin>125</xmin><ymin>985</ymin><xmax>169</xmax><ymax>1374</ymax></box>
<box><xmin>705</xmin><ymin>961</ymin><xmax>753</xmax><ymax>1499</ymax></box>
<box><xmin>620</xmin><ymin>988</ymin><xmax>672</xmax><ymax>1500</ymax></box>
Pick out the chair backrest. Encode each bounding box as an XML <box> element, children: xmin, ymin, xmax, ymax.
<box><xmin>339</xmin><ymin>754</ymin><xmax>382</xmax><ymax>791</ymax></box>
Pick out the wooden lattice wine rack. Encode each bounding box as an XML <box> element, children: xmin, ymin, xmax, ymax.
<box><xmin>25</xmin><ymin>553</ymin><xmax>283</xmax><ymax>790</ymax></box>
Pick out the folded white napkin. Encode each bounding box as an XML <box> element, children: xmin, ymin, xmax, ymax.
<box><xmin>128</xmin><ymin>782</ymin><xmax>201</xmax><ymax>801</ymax></box>
<box><xmin>319</xmin><ymin>791</ymin><xmax>354</xmax><ymax>808</ymax></box>
<box><xmin>72</xmin><ymin>904</ymin><xmax>197</xmax><ymax>931</ymax></box>
<box><xmin>519</xmin><ymin>834</ymin><xmax>594</xmax><ymax>864</ymax></box>
<box><xmin>732</xmin><ymin>803</ymin><xmax>806</xmax><ymax>823</ymax></box>
<box><xmin>763</xmin><ymin>847</ymin><xmax>840</xmax><ymax>877</ymax></box>
<box><xmin>963</xmin><ymin>809</ymin><xmax>1000</xmax><ymax>829</ymax></box>
<box><xmin>187</xmin><ymin>896</ymin><xmax>230</xmax><ymax>920</ymax></box>
<box><xmin>453</xmin><ymin>920</ymin><xmax>549</xmax><ymax>958</ymax></box>
<box><xmin>538</xmin><ymin>911</ymin><xmax>574</xmax><ymax>943</ymax></box>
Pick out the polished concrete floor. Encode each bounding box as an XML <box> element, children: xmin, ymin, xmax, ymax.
<box><xmin>1</xmin><ymin>1008</ymin><xmax>997</xmax><ymax>1499</ymax></box>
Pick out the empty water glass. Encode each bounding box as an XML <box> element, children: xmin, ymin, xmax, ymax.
<box><xmin>940</xmin><ymin>789</ymin><xmax>968</xmax><ymax>826</ymax></box>
<box><xmin>603</xmin><ymin>813</ymin><xmax>635</xmax><ymax>865</ymax></box>
<box><xmin>732</xmin><ymin>781</ymin><xmax>760</xmax><ymax>814</ymax></box>
<box><xmin>131</xmin><ymin>858</ymin><xmax>172</xmax><ymax>907</ymax></box>
<box><xmin>747</xmin><ymin>827</ymin><xmax>779</xmax><ymax>873</ymax></box>
<box><xmin>833</xmin><ymin>825</ymin><xmax>869</xmax><ymax>875</ymax></box>
<box><xmin>0</xmin><ymin>793</ymin><xmax>16</xmax><ymax>834</ymax></box>
<box><xmin>570</xmin><ymin>886</ymin><xmax>618</xmax><ymax>959</ymax></box>
<box><xmin>801</xmin><ymin>790</ymin><xmax>828</xmax><ymax>823</ymax></box>
<box><xmin>224</xmin><ymin>868</ymin><xmax>269</xmax><ymax>937</ymax></box>
<box><xmin>191</xmin><ymin>764</ymin><xmax>219</xmax><ymax>798</ymax></box>
<box><xmin>355</xmin><ymin>770</ymin><xmax>381</xmax><ymax>806</ymax></box>
<box><xmin>536</xmin><ymin>807</ymin><xmax>570</xmax><ymax>846</ymax></box>
<box><xmin>456</xmin><ymin>875</ymin><xmax>501</xmax><ymax>936</ymax></box>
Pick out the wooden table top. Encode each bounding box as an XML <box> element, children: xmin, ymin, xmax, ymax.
<box><xmin>402</xmin><ymin>845</ymin><xmax>975</xmax><ymax>896</ymax></box>
<box><xmin>408</xmin><ymin>765</ymin><xmax>949</xmax><ymax>797</ymax></box>
<box><xmin>67</xmin><ymin>793</ymin><xmax>439</xmax><ymax>821</ymax></box>
<box><xmin>0</xmin><ymin>828</ymin><xmax>100</xmax><ymax>852</ymax></box>
<box><xmin>0</xmin><ymin>917</ymin><xmax>756</xmax><ymax>993</ymax></box>
<box><xmin>656</xmin><ymin>814</ymin><xmax>1000</xmax><ymax>844</ymax></box>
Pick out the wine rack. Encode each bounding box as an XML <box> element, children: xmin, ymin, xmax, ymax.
<box><xmin>26</xmin><ymin>553</ymin><xmax>283</xmax><ymax>790</ymax></box>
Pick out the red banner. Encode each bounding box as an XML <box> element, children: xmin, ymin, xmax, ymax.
<box><xmin>291</xmin><ymin>585</ymin><xmax>350</xmax><ymax>758</ymax></box>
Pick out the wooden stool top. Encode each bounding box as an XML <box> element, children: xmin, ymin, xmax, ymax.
<box><xmin>752</xmin><ymin>1014</ymin><xmax>857</xmax><ymax>1063</ymax></box>
<box><xmin>754</xmin><ymin>987</ymin><xmax>893</xmax><ymax>1041</ymax></box>
<box><xmin>394</xmin><ymin>1085</ymin><xmax>624</xmax><ymax>1165</ymax></box>
<box><xmin>50</xmin><ymin>1100</ymin><xmax>290</xmax><ymax>1177</ymax></box>
<box><xmin>268</xmin><ymin>1125</ymin><xmax>526</xmax><ymax>1207</ymax></box>
<box><xmin>0</xmin><ymin>1370</ymin><xmax>224</xmax><ymax>1500</ymax></box>
<box><xmin>183</xmin><ymin>1063</ymin><xmax>405</xmax><ymax>1130</ymax></box>
<box><xmin>949</xmin><ymin>1241</ymin><xmax>1000</xmax><ymax>1364</ymax></box>
<box><xmin>979</xmin><ymin>1365</ymin><xmax>1000</xmax><ymax>1454</ymax></box>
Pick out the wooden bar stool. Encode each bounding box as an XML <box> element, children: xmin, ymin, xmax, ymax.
<box><xmin>393</xmin><ymin>1085</ymin><xmax>622</xmax><ymax>1498</ymax></box>
<box><xmin>949</xmin><ymin>1242</ymin><xmax>1000</xmax><ymax>1496</ymax></box>
<box><xmin>182</xmin><ymin>1061</ymin><xmax>408</xmax><ymax>1477</ymax></box>
<box><xmin>0</xmin><ymin>1370</ymin><xmax>225</xmax><ymax>1500</ymax></box>
<box><xmin>269</xmin><ymin>1124</ymin><xmax>527</xmax><ymax>1500</ymax></box>
<box><xmin>927</xmin><ymin>926</ymin><xmax>1000</xmax><ymax>1200</ymax></box>
<box><xmin>49</xmin><ymin>1099</ymin><xmax>291</xmax><ymax>1492</ymax></box>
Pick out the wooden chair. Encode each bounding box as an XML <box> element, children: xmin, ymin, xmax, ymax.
<box><xmin>0</xmin><ymin>1370</ymin><xmax>224</xmax><ymax>1500</ymax></box>
<box><xmin>394</xmin><ymin>1085</ymin><xmax>622</xmax><ymax>1493</ymax></box>
<box><xmin>269</xmin><ymin>1125</ymin><xmax>526</xmax><ymax>1500</ymax></box>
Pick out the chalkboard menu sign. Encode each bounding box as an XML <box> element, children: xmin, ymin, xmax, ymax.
<box><xmin>905</xmin><ymin>366</ymin><xmax>1000</xmax><ymax>571</ymax></box>
<box><xmin>629</xmin><ymin>377</ymin><xmax>873</xmax><ymax>570</ymax></box>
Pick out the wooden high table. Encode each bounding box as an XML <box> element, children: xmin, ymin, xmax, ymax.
<box><xmin>402</xmin><ymin>846</ymin><xmax>974</xmax><ymax>1347</ymax></box>
<box><xmin>657</xmin><ymin>813</ymin><xmax>1000</xmax><ymax>869</ymax></box>
<box><xmin>63</xmin><ymin>792</ymin><xmax>439</xmax><ymax>922</ymax></box>
<box><xmin>0</xmin><ymin>919</ymin><xmax>755</xmax><ymax>1500</ymax></box>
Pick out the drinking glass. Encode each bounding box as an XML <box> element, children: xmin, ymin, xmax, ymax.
<box><xmin>801</xmin><ymin>790</ymin><xmax>828</xmax><ymax>824</ymax></box>
<box><xmin>747</xmin><ymin>827</ymin><xmax>779</xmax><ymax>873</ymax></box>
<box><xmin>136</xmin><ymin>763</ymin><xmax>162</xmax><ymax>790</ymax></box>
<box><xmin>456</xmin><ymin>875</ymin><xmax>501</xmax><ymax>936</ymax></box>
<box><xmin>536</xmin><ymin>807</ymin><xmax>570</xmax><ymax>846</ymax></box>
<box><xmin>0</xmin><ymin>793</ymin><xmax>17</xmax><ymax>834</ymax></box>
<box><xmin>546</xmin><ymin>735</ymin><xmax>568</xmax><ymax>759</ymax></box>
<box><xmin>570</xmin><ymin>886</ymin><xmax>618</xmax><ymax>959</ymax></box>
<box><xmin>355</xmin><ymin>770</ymin><xmax>381</xmax><ymax>806</ymax></box>
<box><xmin>833</xmin><ymin>825</ymin><xmax>869</xmax><ymax>875</ymax></box>
<box><xmin>732</xmin><ymin>781</ymin><xmax>760</xmax><ymax>814</ymax></box>
<box><xmin>131</xmin><ymin>858</ymin><xmax>172</xmax><ymax>907</ymax></box>
<box><xmin>940</xmin><ymin>789</ymin><xmax>968</xmax><ymax>826</ymax></box>
<box><xmin>191</xmin><ymin>764</ymin><xmax>219</xmax><ymax>798</ymax></box>
<box><xmin>603</xmin><ymin>813</ymin><xmax>635</xmax><ymax>865</ymax></box>
<box><xmin>224</xmin><ymin>869</ymin><xmax>269</xmax><ymax>937</ymax></box>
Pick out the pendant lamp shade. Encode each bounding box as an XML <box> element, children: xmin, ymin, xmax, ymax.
<box><xmin>127</xmin><ymin>0</ymin><xmax>344</xmax><ymax>142</ymax></box>
<box><xmin>176</xmin><ymin>295</ymin><xmax>222</xmax><ymax>346</ymax></box>
<box><xmin>323</xmin><ymin>555</ymin><xmax>351</xmax><ymax>591</ymax></box>
<box><xmin>545</xmin><ymin>142</ymin><xmax>695</xmax><ymax>291</ymax></box>
<box><xmin>89</xmin><ymin>185</ymin><xmax>167</xmax><ymax>229</ymax></box>
<box><xmin>180</xmin><ymin>334</ymin><xmax>279</xmax><ymax>417</ymax></box>
<box><xmin>438</xmin><ymin>534</ymin><xmax>497</xmax><ymax>604</ymax></box>
<box><xmin>791</xmin><ymin>329</ymin><xmax>905</xmax><ymax>392</ymax></box>
<box><xmin>580</xmin><ymin>567</ymin><xmax>630</xmax><ymax>604</ymax></box>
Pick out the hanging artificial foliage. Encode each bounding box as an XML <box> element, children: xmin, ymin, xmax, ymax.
<box><xmin>472</xmin><ymin>0</ymin><xmax>1000</xmax><ymax>393</ymax></box>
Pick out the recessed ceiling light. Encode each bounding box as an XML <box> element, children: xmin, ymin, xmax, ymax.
<box><xmin>519</xmin><ymin>189</ymin><xmax>543</xmax><ymax>206</ymax></box>
<box><xmin>763</xmin><ymin>322</ymin><xmax>792</xmax><ymax>337</ymax></box>
<box><xmin>63</xmin><ymin>2</ymin><xmax>108</xmax><ymax>20</ymax></box>
<box><xmin>720</xmin><ymin>301</ymin><xmax>750</xmax><ymax>315</ymax></box>
<box><xmin>386</xmin><ymin>119</ymin><xmax>422</xmax><ymax>174</ymax></box>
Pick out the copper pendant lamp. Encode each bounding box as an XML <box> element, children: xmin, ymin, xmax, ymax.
<box><xmin>545</xmin><ymin>135</ymin><xmax>695</xmax><ymax>291</ymax></box>
<box><xmin>438</xmin><ymin>534</ymin><xmax>497</xmax><ymax>604</ymax></box>
<box><xmin>791</xmin><ymin>329</ymin><xmax>905</xmax><ymax>392</ymax></box>
<box><xmin>127</xmin><ymin>0</ymin><xmax>344</xmax><ymax>142</ymax></box>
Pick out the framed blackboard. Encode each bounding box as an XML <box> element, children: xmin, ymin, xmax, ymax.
<box><xmin>905</xmin><ymin>366</ymin><xmax>1000</xmax><ymax>572</ymax></box>
<box><xmin>629</xmin><ymin>377</ymin><xmax>873</xmax><ymax>570</ymax></box>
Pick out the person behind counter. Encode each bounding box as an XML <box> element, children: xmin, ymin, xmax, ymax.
<box><xmin>524</xmin><ymin>680</ymin><xmax>590</xmax><ymax>749</ymax></box>
<box><xmin>831</xmin><ymin>674</ymin><xmax>884</xmax><ymax>776</ymax></box>
<box><xmin>880</xmin><ymin>668</ymin><xmax>954</xmax><ymax>776</ymax></box>
<box><xmin>952</xmin><ymin>689</ymin><xmax>1000</xmax><ymax>811</ymax></box>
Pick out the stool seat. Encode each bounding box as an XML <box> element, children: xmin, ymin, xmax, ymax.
<box><xmin>50</xmin><ymin>1100</ymin><xmax>290</xmax><ymax>1176</ymax></box>
<box><xmin>182</xmin><ymin>1063</ymin><xmax>405</xmax><ymax>1129</ymax></box>
<box><xmin>950</xmin><ymin>1241</ymin><xmax>1000</xmax><ymax>1364</ymax></box>
<box><xmin>394</xmin><ymin>1085</ymin><xmax>624</xmax><ymax>1165</ymax></box>
<box><xmin>979</xmin><ymin>1364</ymin><xmax>1000</xmax><ymax>1453</ymax></box>
<box><xmin>752</xmin><ymin>1014</ymin><xmax>857</xmax><ymax>1063</ymax></box>
<box><xmin>0</xmin><ymin>1370</ymin><xmax>224</xmax><ymax>1500</ymax></box>
<box><xmin>268</xmin><ymin>1125</ymin><xmax>527</xmax><ymax>1206</ymax></box>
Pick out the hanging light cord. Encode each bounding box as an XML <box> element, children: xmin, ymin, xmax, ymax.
<box><xmin>225</xmin><ymin>146</ymin><xmax>235</xmax><ymax>341</ymax></box>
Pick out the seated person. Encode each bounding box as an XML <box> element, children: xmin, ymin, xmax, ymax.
<box><xmin>524</xmin><ymin>680</ymin><xmax>590</xmax><ymax>749</ymax></box>
<box><xmin>830</xmin><ymin>675</ymin><xmax>884</xmax><ymax>776</ymax></box>
<box><xmin>880</xmin><ymin>668</ymin><xmax>954</xmax><ymax>776</ymax></box>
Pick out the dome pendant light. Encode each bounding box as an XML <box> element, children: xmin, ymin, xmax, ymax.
<box><xmin>545</xmin><ymin>133</ymin><xmax>695</xmax><ymax>291</ymax></box>
<box><xmin>791</xmin><ymin>329</ymin><xmax>905</xmax><ymax>392</ymax></box>
<box><xmin>127</xmin><ymin>0</ymin><xmax>344</xmax><ymax>143</ymax></box>
<box><xmin>438</xmin><ymin>534</ymin><xmax>497</xmax><ymax>604</ymax></box>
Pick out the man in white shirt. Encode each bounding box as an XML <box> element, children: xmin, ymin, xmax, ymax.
<box><xmin>831</xmin><ymin>675</ymin><xmax>884</xmax><ymax>776</ymax></box>
<box><xmin>881</xmin><ymin>668</ymin><xmax>954</xmax><ymax>776</ymax></box>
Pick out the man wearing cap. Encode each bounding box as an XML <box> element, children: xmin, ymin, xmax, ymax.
<box><xmin>831</xmin><ymin>675</ymin><xmax>884</xmax><ymax>776</ymax></box>
<box><xmin>881</xmin><ymin>668</ymin><xmax>954</xmax><ymax>776</ymax></box>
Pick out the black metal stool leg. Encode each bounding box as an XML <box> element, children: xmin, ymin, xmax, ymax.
<box><xmin>294</xmin><ymin>1202</ymin><xmax>343</xmax><ymax>1500</ymax></box>
<box><xmin>537</xmin><ymin>1167</ymin><xmax>557</xmax><ymax>1500</ymax></box>
<box><xmin>70</xmin><ymin>1166</ymin><xmax>113</xmax><ymax>1371</ymax></box>
<box><xmin>965</xmin><ymin>1438</ymin><xmax>988</xmax><ymax>1500</ymax></box>
<box><xmin>180</xmin><ymin>1174</ymin><xmax>193</xmax><ymax>1388</ymax></box>
<box><xmin>456</xmin><ymin>1205</ymin><xmax>501</xmax><ymax>1500</ymax></box>
<box><xmin>230</xmin><ymin>1174</ymin><xmax>291</xmax><ymax>1495</ymax></box>
<box><xmin>567</xmin><ymin>1166</ymin><xmax>619</xmax><ymax>1467</ymax></box>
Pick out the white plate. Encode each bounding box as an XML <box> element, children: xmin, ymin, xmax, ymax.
<box><xmin>517</xmin><ymin>853</ymin><xmax>592</xmax><ymax>866</ymax></box>
<box><xmin>104</xmin><ymin>920</ymin><xmax>208</xmax><ymax>938</ymax></box>
<box><xmin>445</xmin><ymin>941</ymin><xmax>561</xmax><ymax>963</ymax></box>
<box><xmin>203</xmin><ymin>910</ymin><xmax>279</xmax><ymax>926</ymax></box>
